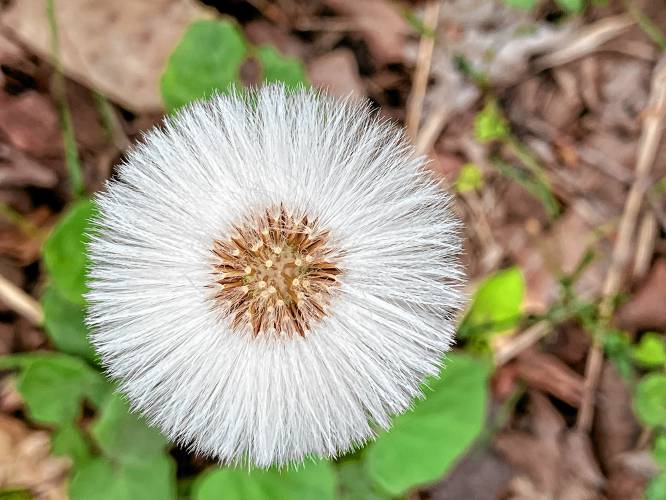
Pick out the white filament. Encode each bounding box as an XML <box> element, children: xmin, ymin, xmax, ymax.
<box><xmin>86</xmin><ymin>85</ymin><xmax>464</xmax><ymax>467</ymax></box>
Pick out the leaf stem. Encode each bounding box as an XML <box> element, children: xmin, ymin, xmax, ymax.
<box><xmin>46</xmin><ymin>0</ymin><xmax>85</xmax><ymax>197</ymax></box>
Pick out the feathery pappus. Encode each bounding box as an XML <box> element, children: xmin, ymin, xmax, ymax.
<box><xmin>86</xmin><ymin>85</ymin><xmax>464</xmax><ymax>467</ymax></box>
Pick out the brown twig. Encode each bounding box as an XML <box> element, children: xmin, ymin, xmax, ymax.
<box><xmin>577</xmin><ymin>55</ymin><xmax>666</xmax><ymax>433</ymax></box>
<box><xmin>0</xmin><ymin>274</ymin><xmax>43</xmax><ymax>326</ymax></box>
<box><xmin>633</xmin><ymin>212</ymin><xmax>657</xmax><ymax>279</ymax></box>
<box><xmin>648</xmin><ymin>190</ymin><xmax>666</xmax><ymax>232</ymax></box>
<box><xmin>494</xmin><ymin>321</ymin><xmax>552</xmax><ymax>366</ymax></box>
<box><xmin>415</xmin><ymin>104</ymin><xmax>452</xmax><ymax>155</ymax></box>
<box><xmin>535</xmin><ymin>15</ymin><xmax>634</xmax><ymax>70</ymax></box>
<box><xmin>406</xmin><ymin>0</ymin><xmax>441</xmax><ymax>140</ymax></box>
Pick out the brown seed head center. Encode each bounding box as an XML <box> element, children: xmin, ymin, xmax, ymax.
<box><xmin>211</xmin><ymin>206</ymin><xmax>342</xmax><ymax>337</ymax></box>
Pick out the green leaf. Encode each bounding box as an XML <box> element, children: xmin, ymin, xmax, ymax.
<box><xmin>0</xmin><ymin>489</ymin><xmax>32</xmax><ymax>500</ymax></box>
<box><xmin>555</xmin><ymin>0</ymin><xmax>585</xmax><ymax>12</ymax></box>
<box><xmin>193</xmin><ymin>460</ymin><xmax>337</xmax><ymax>500</ymax></box>
<box><xmin>257</xmin><ymin>45</ymin><xmax>308</xmax><ymax>88</ymax></box>
<box><xmin>16</xmin><ymin>354</ymin><xmax>111</xmax><ymax>426</ymax></box>
<box><xmin>647</xmin><ymin>472</ymin><xmax>666</xmax><ymax>500</ymax></box>
<box><xmin>454</xmin><ymin>163</ymin><xmax>484</xmax><ymax>193</ymax></box>
<box><xmin>70</xmin><ymin>456</ymin><xmax>176</xmax><ymax>500</ymax></box>
<box><xmin>632</xmin><ymin>333</ymin><xmax>666</xmax><ymax>368</ymax></box>
<box><xmin>635</xmin><ymin>373</ymin><xmax>666</xmax><ymax>427</ymax></box>
<box><xmin>91</xmin><ymin>392</ymin><xmax>167</xmax><ymax>463</ymax></box>
<box><xmin>603</xmin><ymin>330</ymin><xmax>634</xmax><ymax>380</ymax></box>
<box><xmin>43</xmin><ymin>199</ymin><xmax>96</xmax><ymax>305</ymax></box>
<box><xmin>502</xmin><ymin>0</ymin><xmax>538</xmax><ymax>9</ymax></box>
<box><xmin>460</xmin><ymin>267</ymin><xmax>524</xmax><ymax>338</ymax></box>
<box><xmin>365</xmin><ymin>354</ymin><xmax>490</xmax><ymax>495</ymax></box>
<box><xmin>653</xmin><ymin>433</ymin><xmax>666</xmax><ymax>467</ymax></box>
<box><xmin>337</xmin><ymin>460</ymin><xmax>390</xmax><ymax>500</ymax></box>
<box><xmin>474</xmin><ymin>99</ymin><xmax>509</xmax><ymax>143</ymax></box>
<box><xmin>52</xmin><ymin>423</ymin><xmax>92</xmax><ymax>468</ymax></box>
<box><xmin>42</xmin><ymin>287</ymin><xmax>95</xmax><ymax>362</ymax></box>
<box><xmin>0</xmin><ymin>352</ymin><xmax>64</xmax><ymax>371</ymax></box>
<box><xmin>161</xmin><ymin>20</ymin><xmax>247</xmax><ymax>112</ymax></box>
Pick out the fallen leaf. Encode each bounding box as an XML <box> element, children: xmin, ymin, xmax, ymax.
<box><xmin>0</xmin><ymin>414</ymin><xmax>69</xmax><ymax>499</ymax></box>
<box><xmin>324</xmin><ymin>0</ymin><xmax>412</xmax><ymax>65</ymax></box>
<box><xmin>426</xmin><ymin>446</ymin><xmax>513</xmax><ymax>500</ymax></box>
<box><xmin>0</xmin><ymin>0</ymin><xmax>213</xmax><ymax>112</ymax></box>
<box><xmin>0</xmin><ymin>30</ymin><xmax>23</xmax><ymax>63</ymax></box>
<box><xmin>308</xmin><ymin>48</ymin><xmax>365</xmax><ymax>98</ymax></box>
<box><xmin>514</xmin><ymin>350</ymin><xmax>584</xmax><ymax>407</ymax></box>
<box><xmin>245</xmin><ymin>19</ymin><xmax>306</xmax><ymax>59</ymax></box>
<box><xmin>617</xmin><ymin>259</ymin><xmax>666</xmax><ymax>332</ymax></box>
<box><xmin>594</xmin><ymin>362</ymin><xmax>641</xmax><ymax>470</ymax></box>
<box><xmin>495</xmin><ymin>392</ymin><xmax>564</xmax><ymax>495</ymax></box>
<box><xmin>558</xmin><ymin>431</ymin><xmax>605</xmax><ymax>500</ymax></box>
<box><xmin>0</xmin><ymin>143</ymin><xmax>58</xmax><ymax>189</ymax></box>
<box><xmin>0</xmin><ymin>91</ymin><xmax>61</xmax><ymax>158</ymax></box>
<box><xmin>495</xmin><ymin>392</ymin><xmax>605</xmax><ymax>499</ymax></box>
<box><xmin>606</xmin><ymin>451</ymin><xmax>653</xmax><ymax>500</ymax></box>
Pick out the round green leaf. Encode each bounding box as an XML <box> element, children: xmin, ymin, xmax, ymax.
<box><xmin>454</xmin><ymin>163</ymin><xmax>484</xmax><ymax>194</ymax></box>
<box><xmin>555</xmin><ymin>0</ymin><xmax>585</xmax><ymax>12</ymax></box>
<box><xmin>460</xmin><ymin>267</ymin><xmax>524</xmax><ymax>337</ymax></box>
<box><xmin>474</xmin><ymin>99</ymin><xmax>509</xmax><ymax>143</ymax></box>
<box><xmin>91</xmin><ymin>392</ymin><xmax>167</xmax><ymax>462</ymax></box>
<box><xmin>52</xmin><ymin>423</ymin><xmax>92</xmax><ymax>468</ymax></box>
<box><xmin>42</xmin><ymin>286</ymin><xmax>95</xmax><ymax>362</ymax></box>
<box><xmin>635</xmin><ymin>373</ymin><xmax>666</xmax><ymax>427</ymax></box>
<box><xmin>43</xmin><ymin>199</ymin><xmax>96</xmax><ymax>305</ymax></box>
<box><xmin>503</xmin><ymin>0</ymin><xmax>538</xmax><ymax>8</ymax></box>
<box><xmin>161</xmin><ymin>20</ymin><xmax>247</xmax><ymax>112</ymax></box>
<box><xmin>257</xmin><ymin>45</ymin><xmax>308</xmax><ymax>89</ymax></box>
<box><xmin>16</xmin><ymin>354</ymin><xmax>110</xmax><ymax>426</ymax></box>
<box><xmin>632</xmin><ymin>332</ymin><xmax>666</xmax><ymax>368</ymax></box>
<box><xmin>365</xmin><ymin>354</ymin><xmax>490</xmax><ymax>495</ymax></box>
<box><xmin>647</xmin><ymin>472</ymin><xmax>666</xmax><ymax>500</ymax></box>
<box><xmin>0</xmin><ymin>489</ymin><xmax>32</xmax><ymax>500</ymax></box>
<box><xmin>70</xmin><ymin>456</ymin><xmax>176</xmax><ymax>500</ymax></box>
<box><xmin>193</xmin><ymin>460</ymin><xmax>336</xmax><ymax>500</ymax></box>
<box><xmin>653</xmin><ymin>433</ymin><xmax>666</xmax><ymax>467</ymax></box>
<box><xmin>338</xmin><ymin>459</ymin><xmax>390</xmax><ymax>500</ymax></box>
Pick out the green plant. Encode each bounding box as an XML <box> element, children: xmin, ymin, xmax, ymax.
<box><xmin>501</xmin><ymin>0</ymin><xmax>586</xmax><ymax>13</ymax></box>
<box><xmin>0</xmin><ymin>14</ymin><xmax>534</xmax><ymax>499</ymax></box>
<box><xmin>630</xmin><ymin>333</ymin><xmax>666</xmax><ymax>499</ymax></box>
<box><xmin>474</xmin><ymin>98</ymin><xmax>560</xmax><ymax>218</ymax></box>
<box><xmin>454</xmin><ymin>163</ymin><xmax>485</xmax><ymax>194</ymax></box>
<box><xmin>459</xmin><ymin>267</ymin><xmax>525</xmax><ymax>347</ymax></box>
<box><xmin>5</xmin><ymin>195</ymin><xmax>495</xmax><ymax>498</ymax></box>
<box><xmin>161</xmin><ymin>19</ymin><xmax>308</xmax><ymax>113</ymax></box>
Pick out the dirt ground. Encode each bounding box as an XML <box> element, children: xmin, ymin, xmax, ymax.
<box><xmin>0</xmin><ymin>0</ymin><xmax>664</xmax><ymax>499</ymax></box>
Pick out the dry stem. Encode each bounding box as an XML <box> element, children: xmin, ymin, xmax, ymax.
<box><xmin>406</xmin><ymin>0</ymin><xmax>441</xmax><ymax>140</ymax></box>
<box><xmin>577</xmin><ymin>55</ymin><xmax>666</xmax><ymax>433</ymax></box>
<box><xmin>0</xmin><ymin>274</ymin><xmax>43</xmax><ymax>325</ymax></box>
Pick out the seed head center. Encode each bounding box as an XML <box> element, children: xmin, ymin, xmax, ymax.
<box><xmin>211</xmin><ymin>206</ymin><xmax>342</xmax><ymax>337</ymax></box>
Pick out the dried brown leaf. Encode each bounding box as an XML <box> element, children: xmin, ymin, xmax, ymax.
<box><xmin>0</xmin><ymin>0</ymin><xmax>212</xmax><ymax>112</ymax></box>
<box><xmin>308</xmin><ymin>49</ymin><xmax>365</xmax><ymax>98</ymax></box>
<box><xmin>617</xmin><ymin>259</ymin><xmax>666</xmax><ymax>332</ymax></box>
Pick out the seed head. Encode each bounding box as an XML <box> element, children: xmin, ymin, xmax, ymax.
<box><xmin>86</xmin><ymin>85</ymin><xmax>464</xmax><ymax>467</ymax></box>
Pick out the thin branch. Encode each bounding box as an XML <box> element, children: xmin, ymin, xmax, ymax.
<box><xmin>535</xmin><ymin>15</ymin><xmax>634</xmax><ymax>70</ymax></box>
<box><xmin>0</xmin><ymin>274</ymin><xmax>43</xmax><ymax>326</ymax></box>
<box><xmin>406</xmin><ymin>0</ymin><xmax>441</xmax><ymax>140</ymax></box>
<box><xmin>633</xmin><ymin>212</ymin><xmax>657</xmax><ymax>279</ymax></box>
<box><xmin>494</xmin><ymin>321</ymin><xmax>551</xmax><ymax>366</ymax></box>
<box><xmin>577</xmin><ymin>55</ymin><xmax>666</xmax><ymax>433</ymax></box>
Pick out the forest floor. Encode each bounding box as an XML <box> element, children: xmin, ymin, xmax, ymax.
<box><xmin>0</xmin><ymin>0</ymin><xmax>664</xmax><ymax>499</ymax></box>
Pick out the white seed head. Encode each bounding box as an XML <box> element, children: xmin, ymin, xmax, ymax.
<box><xmin>86</xmin><ymin>85</ymin><xmax>464</xmax><ymax>468</ymax></box>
